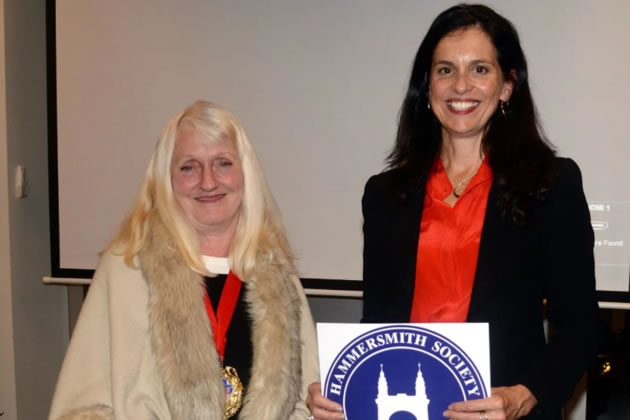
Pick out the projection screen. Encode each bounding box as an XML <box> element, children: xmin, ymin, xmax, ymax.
<box><xmin>49</xmin><ymin>0</ymin><xmax>630</xmax><ymax>303</ymax></box>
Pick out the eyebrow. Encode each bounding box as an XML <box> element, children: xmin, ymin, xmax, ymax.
<box><xmin>432</xmin><ymin>59</ymin><xmax>496</xmax><ymax>67</ymax></box>
<box><xmin>173</xmin><ymin>152</ymin><xmax>238</xmax><ymax>162</ymax></box>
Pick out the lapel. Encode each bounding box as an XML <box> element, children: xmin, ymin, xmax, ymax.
<box><xmin>394</xmin><ymin>184</ymin><xmax>426</xmax><ymax>303</ymax></box>
<box><xmin>398</xmin><ymin>187</ymin><xmax>425</xmax><ymax>302</ymax></box>
<box><xmin>467</xmin><ymin>181</ymin><xmax>503</xmax><ymax>318</ymax></box>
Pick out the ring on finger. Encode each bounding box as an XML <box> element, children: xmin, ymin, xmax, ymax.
<box><xmin>479</xmin><ymin>410</ymin><xmax>488</xmax><ymax>420</ymax></box>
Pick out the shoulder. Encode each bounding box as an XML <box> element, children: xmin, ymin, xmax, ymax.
<box><xmin>548</xmin><ymin>157</ymin><xmax>587</xmax><ymax>200</ymax></box>
<box><xmin>536</xmin><ymin>157</ymin><xmax>592</xmax><ymax>233</ymax></box>
<box><xmin>363</xmin><ymin>168</ymin><xmax>409</xmax><ymax>205</ymax></box>
<box><xmin>91</xmin><ymin>250</ymin><xmax>147</xmax><ymax>297</ymax></box>
<box><xmin>363</xmin><ymin>167</ymin><xmax>423</xmax><ymax>216</ymax></box>
<box><xmin>553</xmin><ymin>157</ymin><xmax>583</xmax><ymax>184</ymax></box>
<box><xmin>95</xmin><ymin>250</ymin><xmax>133</xmax><ymax>274</ymax></box>
<box><xmin>364</xmin><ymin>168</ymin><xmax>402</xmax><ymax>194</ymax></box>
<box><xmin>94</xmin><ymin>250</ymin><xmax>141</xmax><ymax>280</ymax></box>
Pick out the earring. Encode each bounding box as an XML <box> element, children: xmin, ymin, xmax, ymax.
<box><xmin>500</xmin><ymin>100</ymin><xmax>508</xmax><ymax>117</ymax></box>
<box><xmin>427</xmin><ymin>101</ymin><xmax>431</xmax><ymax>110</ymax></box>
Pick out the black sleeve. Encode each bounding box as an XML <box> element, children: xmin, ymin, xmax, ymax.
<box><xmin>361</xmin><ymin>174</ymin><xmax>387</xmax><ymax>323</ymax></box>
<box><xmin>520</xmin><ymin>158</ymin><xmax>599</xmax><ymax>416</ymax></box>
<box><xmin>361</xmin><ymin>173</ymin><xmax>418</xmax><ymax>323</ymax></box>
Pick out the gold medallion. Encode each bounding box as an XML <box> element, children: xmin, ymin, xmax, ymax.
<box><xmin>222</xmin><ymin>365</ymin><xmax>244</xmax><ymax>418</ymax></box>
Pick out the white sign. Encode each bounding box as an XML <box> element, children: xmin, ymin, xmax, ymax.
<box><xmin>317</xmin><ymin>323</ymin><xmax>491</xmax><ymax>420</ymax></box>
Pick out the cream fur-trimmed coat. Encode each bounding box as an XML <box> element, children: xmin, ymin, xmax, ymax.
<box><xmin>49</xmin><ymin>220</ymin><xmax>319</xmax><ymax>420</ymax></box>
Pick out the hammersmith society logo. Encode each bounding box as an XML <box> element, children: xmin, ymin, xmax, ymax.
<box><xmin>322</xmin><ymin>325</ymin><xmax>488</xmax><ymax>420</ymax></box>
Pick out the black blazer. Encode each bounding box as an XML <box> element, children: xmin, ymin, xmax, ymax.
<box><xmin>361</xmin><ymin>158</ymin><xmax>598</xmax><ymax>420</ymax></box>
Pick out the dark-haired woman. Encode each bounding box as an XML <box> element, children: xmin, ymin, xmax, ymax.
<box><xmin>307</xmin><ymin>4</ymin><xmax>598</xmax><ymax>420</ymax></box>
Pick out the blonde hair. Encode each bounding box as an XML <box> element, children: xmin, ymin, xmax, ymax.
<box><xmin>110</xmin><ymin>100</ymin><xmax>292</xmax><ymax>279</ymax></box>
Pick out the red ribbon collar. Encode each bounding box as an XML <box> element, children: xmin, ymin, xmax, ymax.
<box><xmin>203</xmin><ymin>271</ymin><xmax>242</xmax><ymax>359</ymax></box>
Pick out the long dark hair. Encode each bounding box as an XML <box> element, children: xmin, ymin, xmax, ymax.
<box><xmin>387</xmin><ymin>3</ymin><xmax>555</xmax><ymax>224</ymax></box>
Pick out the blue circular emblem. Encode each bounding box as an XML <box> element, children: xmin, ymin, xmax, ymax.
<box><xmin>323</xmin><ymin>325</ymin><xmax>487</xmax><ymax>420</ymax></box>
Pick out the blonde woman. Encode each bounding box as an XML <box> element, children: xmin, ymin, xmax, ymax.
<box><xmin>50</xmin><ymin>100</ymin><xmax>319</xmax><ymax>420</ymax></box>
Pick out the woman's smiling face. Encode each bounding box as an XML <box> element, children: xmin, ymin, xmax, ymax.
<box><xmin>429</xmin><ymin>27</ymin><xmax>513</xmax><ymax>143</ymax></box>
<box><xmin>171</xmin><ymin>126</ymin><xmax>244</xmax><ymax>238</ymax></box>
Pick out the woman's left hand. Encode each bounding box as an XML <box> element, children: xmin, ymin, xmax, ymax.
<box><xmin>442</xmin><ymin>384</ymin><xmax>537</xmax><ymax>420</ymax></box>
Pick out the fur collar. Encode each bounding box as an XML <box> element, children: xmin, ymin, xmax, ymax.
<box><xmin>138</xmin><ymin>218</ymin><xmax>303</xmax><ymax>419</ymax></box>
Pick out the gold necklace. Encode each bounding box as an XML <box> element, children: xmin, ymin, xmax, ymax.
<box><xmin>451</xmin><ymin>168</ymin><xmax>479</xmax><ymax>198</ymax></box>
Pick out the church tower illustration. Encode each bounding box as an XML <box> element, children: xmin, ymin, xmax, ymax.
<box><xmin>374</xmin><ymin>363</ymin><xmax>430</xmax><ymax>420</ymax></box>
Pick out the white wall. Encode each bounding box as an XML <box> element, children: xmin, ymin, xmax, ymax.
<box><xmin>2</xmin><ymin>0</ymin><xmax>68</xmax><ymax>418</ymax></box>
<box><xmin>0</xmin><ymin>0</ymin><xmax>18</xmax><ymax>418</ymax></box>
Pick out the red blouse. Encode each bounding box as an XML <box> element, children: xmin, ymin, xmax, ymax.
<box><xmin>409</xmin><ymin>158</ymin><xmax>493</xmax><ymax>323</ymax></box>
